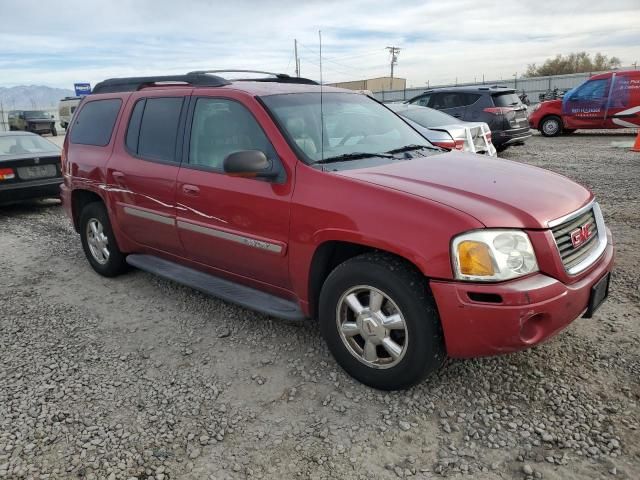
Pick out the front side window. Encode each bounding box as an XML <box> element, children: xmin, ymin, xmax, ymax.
<box><xmin>70</xmin><ymin>99</ymin><xmax>122</xmax><ymax>147</ymax></box>
<box><xmin>568</xmin><ymin>79</ymin><xmax>609</xmax><ymax>101</ymax></box>
<box><xmin>188</xmin><ymin>98</ymin><xmax>276</xmax><ymax>170</ymax></box>
<box><xmin>261</xmin><ymin>92</ymin><xmax>433</xmax><ymax>164</ymax></box>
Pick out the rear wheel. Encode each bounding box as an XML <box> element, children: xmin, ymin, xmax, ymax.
<box><xmin>79</xmin><ymin>202</ymin><xmax>128</xmax><ymax>277</ymax></box>
<box><xmin>540</xmin><ymin>115</ymin><xmax>562</xmax><ymax>137</ymax></box>
<box><xmin>319</xmin><ymin>253</ymin><xmax>445</xmax><ymax>390</ymax></box>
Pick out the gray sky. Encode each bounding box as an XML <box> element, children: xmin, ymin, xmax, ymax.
<box><xmin>1</xmin><ymin>0</ymin><xmax>639</xmax><ymax>89</ymax></box>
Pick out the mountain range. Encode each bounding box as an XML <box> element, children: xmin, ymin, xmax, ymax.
<box><xmin>0</xmin><ymin>85</ymin><xmax>75</xmax><ymax>111</ymax></box>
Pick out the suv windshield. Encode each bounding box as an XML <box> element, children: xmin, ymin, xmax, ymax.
<box><xmin>261</xmin><ymin>92</ymin><xmax>433</xmax><ymax>164</ymax></box>
<box><xmin>492</xmin><ymin>93</ymin><xmax>522</xmax><ymax>107</ymax></box>
<box><xmin>24</xmin><ymin>111</ymin><xmax>50</xmax><ymax>119</ymax></box>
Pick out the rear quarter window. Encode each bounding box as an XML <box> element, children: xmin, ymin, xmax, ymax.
<box><xmin>70</xmin><ymin>99</ymin><xmax>122</xmax><ymax>146</ymax></box>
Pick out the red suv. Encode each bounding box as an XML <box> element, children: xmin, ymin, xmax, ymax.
<box><xmin>61</xmin><ymin>71</ymin><xmax>614</xmax><ymax>390</ymax></box>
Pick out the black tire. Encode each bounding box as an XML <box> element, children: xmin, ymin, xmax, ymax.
<box><xmin>79</xmin><ymin>202</ymin><xmax>128</xmax><ymax>277</ymax></box>
<box><xmin>540</xmin><ymin>115</ymin><xmax>562</xmax><ymax>137</ymax></box>
<box><xmin>319</xmin><ymin>252</ymin><xmax>445</xmax><ymax>390</ymax></box>
<box><xmin>9</xmin><ymin>126</ymin><xmax>16</xmax><ymax>131</ymax></box>
<box><xmin>496</xmin><ymin>145</ymin><xmax>508</xmax><ymax>153</ymax></box>
<box><xmin>51</xmin><ymin>125</ymin><xmax>58</xmax><ymax>136</ymax></box>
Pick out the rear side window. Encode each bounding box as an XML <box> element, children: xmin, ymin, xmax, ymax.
<box><xmin>126</xmin><ymin>97</ymin><xmax>184</xmax><ymax>163</ymax></box>
<box><xmin>464</xmin><ymin>93</ymin><xmax>481</xmax><ymax>106</ymax></box>
<box><xmin>492</xmin><ymin>93</ymin><xmax>522</xmax><ymax>107</ymax></box>
<box><xmin>70</xmin><ymin>99</ymin><xmax>122</xmax><ymax>146</ymax></box>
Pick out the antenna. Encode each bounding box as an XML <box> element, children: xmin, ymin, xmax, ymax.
<box><xmin>319</xmin><ymin>30</ymin><xmax>324</xmax><ymax>162</ymax></box>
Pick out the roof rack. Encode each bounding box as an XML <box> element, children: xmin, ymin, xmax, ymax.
<box><xmin>188</xmin><ymin>69</ymin><xmax>318</xmax><ymax>85</ymax></box>
<box><xmin>92</xmin><ymin>73</ymin><xmax>230</xmax><ymax>94</ymax></box>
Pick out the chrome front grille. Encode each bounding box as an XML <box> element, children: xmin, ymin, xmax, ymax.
<box><xmin>550</xmin><ymin>202</ymin><xmax>607</xmax><ymax>274</ymax></box>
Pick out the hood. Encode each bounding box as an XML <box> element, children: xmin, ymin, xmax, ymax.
<box><xmin>336</xmin><ymin>151</ymin><xmax>592</xmax><ymax>229</ymax></box>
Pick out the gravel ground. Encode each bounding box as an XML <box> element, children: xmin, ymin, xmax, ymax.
<box><xmin>1</xmin><ymin>131</ymin><xmax>639</xmax><ymax>480</ymax></box>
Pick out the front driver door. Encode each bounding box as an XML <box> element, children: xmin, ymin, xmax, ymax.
<box><xmin>175</xmin><ymin>95</ymin><xmax>293</xmax><ymax>291</ymax></box>
<box><xmin>562</xmin><ymin>78</ymin><xmax>610</xmax><ymax>129</ymax></box>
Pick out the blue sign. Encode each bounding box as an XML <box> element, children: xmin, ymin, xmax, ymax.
<box><xmin>74</xmin><ymin>83</ymin><xmax>92</xmax><ymax>96</ymax></box>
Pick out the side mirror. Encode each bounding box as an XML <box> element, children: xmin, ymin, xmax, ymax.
<box><xmin>223</xmin><ymin>150</ymin><xmax>278</xmax><ymax>179</ymax></box>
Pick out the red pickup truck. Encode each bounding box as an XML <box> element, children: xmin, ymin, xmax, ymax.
<box><xmin>530</xmin><ymin>70</ymin><xmax>640</xmax><ymax>136</ymax></box>
<box><xmin>61</xmin><ymin>71</ymin><xmax>614</xmax><ymax>390</ymax></box>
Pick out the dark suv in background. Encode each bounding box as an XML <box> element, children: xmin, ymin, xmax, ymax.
<box><xmin>8</xmin><ymin>110</ymin><xmax>57</xmax><ymax>136</ymax></box>
<box><xmin>406</xmin><ymin>86</ymin><xmax>530</xmax><ymax>151</ymax></box>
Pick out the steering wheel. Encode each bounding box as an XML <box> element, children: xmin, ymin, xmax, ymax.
<box><xmin>338</xmin><ymin>129</ymin><xmax>368</xmax><ymax>147</ymax></box>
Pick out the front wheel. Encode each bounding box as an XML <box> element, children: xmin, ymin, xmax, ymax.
<box><xmin>79</xmin><ymin>202</ymin><xmax>128</xmax><ymax>277</ymax></box>
<box><xmin>540</xmin><ymin>115</ymin><xmax>562</xmax><ymax>137</ymax></box>
<box><xmin>319</xmin><ymin>253</ymin><xmax>445</xmax><ymax>390</ymax></box>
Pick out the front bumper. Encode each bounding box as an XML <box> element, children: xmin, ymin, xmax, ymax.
<box><xmin>430</xmin><ymin>240</ymin><xmax>614</xmax><ymax>358</ymax></box>
<box><xmin>0</xmin><ymin>178</ymin><xmax>62</xmax><ymax>204</ymax></box>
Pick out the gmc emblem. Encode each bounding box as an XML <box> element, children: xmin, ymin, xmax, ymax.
<box><xmin>570</xmin><ymin>223</ymin><xmax>592</xmax><ymax>248</ymax></box>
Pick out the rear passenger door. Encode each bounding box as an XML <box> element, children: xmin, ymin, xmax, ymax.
<box><xmin>107</xmin><ymin>90</ymin><xmax>190</xmax><ymax>254</ymax></box>
<box><xmin>428</xmin><ymin>92</ymin><xmax>468</xmax><ymax>119</ymax></box>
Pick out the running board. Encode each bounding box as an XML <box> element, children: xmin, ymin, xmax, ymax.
<box><xmin>126</xmin><ymin>254</ymin><xmax>305</xmax><ymax>322</ymax></box>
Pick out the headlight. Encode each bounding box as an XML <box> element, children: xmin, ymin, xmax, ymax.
<box><xmin>452</xmin><ymin>230</ymin><xmax>538</xmax><ymax>281</ymax></box>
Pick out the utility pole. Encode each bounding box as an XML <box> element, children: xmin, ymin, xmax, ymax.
<box><xmin>294</xmin><ymin>39</ymin><xmax>300</xmax><ymax>77</ymax></box>
<box><xmin>386</xmin><ymin>46</ymin><xmax>400</xmax><ymax>90</ymax></box>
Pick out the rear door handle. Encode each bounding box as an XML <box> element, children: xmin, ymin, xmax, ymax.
<box><xmin>182</xmin><ymin>184</ymin><xmax>200</xmax><ymax>196</ymax></box>
<box><xmin>112</xmin><ymin>171</ymin><xmax>125</xmax><ymax>184</ymax></box>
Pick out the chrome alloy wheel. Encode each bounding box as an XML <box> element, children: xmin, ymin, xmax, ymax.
<box><xmin>86</xmin><ymin>218</ymin><xmax>110</xmax><ymax>265</ymax></box>
<box><xmin>542</xmin><ymin>118</ymin><xmax>560</xmax><ymax>135</ymax></box>
<box><xmin>336</xmin><ymin>285</ymin><xmax>408</xmax><ymax>369</ymax></box>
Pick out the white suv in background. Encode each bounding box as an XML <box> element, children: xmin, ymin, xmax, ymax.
<box><xmin>58</xmin><ymin>97</ymin><xmax>82</xmax><ymax>130</ymax></box>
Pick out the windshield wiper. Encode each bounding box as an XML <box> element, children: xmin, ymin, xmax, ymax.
<box><xmin>312</xmin><ymin>152</ymin><xmax>395</xmax><ymax>165</ymax></box>
<box><xmin>385</xmin><ymin>144</ymin><xmax>438</xmax><ymax>154</ymax></box>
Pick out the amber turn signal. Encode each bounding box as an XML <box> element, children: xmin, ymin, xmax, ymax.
<box><xmin>457</xmin><ymin>241</ymin><xmax>495</xmax><ymax>276</ymax></box>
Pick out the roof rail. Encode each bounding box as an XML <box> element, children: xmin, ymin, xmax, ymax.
<box><xmin>92</xmin><ymin>73</ymin><xmax>231</xmax><ymax>94</ymax></box>
<box><xmin>188</xmin><ymin>69</ymin><xmax>318</xmax><ymax>85</ymax></box>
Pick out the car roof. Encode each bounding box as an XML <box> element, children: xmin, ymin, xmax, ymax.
<box><xmin>221</xmin><ymin>81</ymin><xmax>356</xmax><ymax>96</ymax></box>
<box><xmin>416</xmin><ymin>85</ymin><xmax>515</xmax><ymax>94</ymax></box>
<box><xmin>90</xmin><ymin>72</ymin><xmax>359</xmax><ymax>98</ymax></box>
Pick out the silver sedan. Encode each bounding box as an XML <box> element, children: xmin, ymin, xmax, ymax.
<box><xmin>387</xmin><ymin>103</ymin><xmax>497</xmax><ymax>157</ymax></box>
